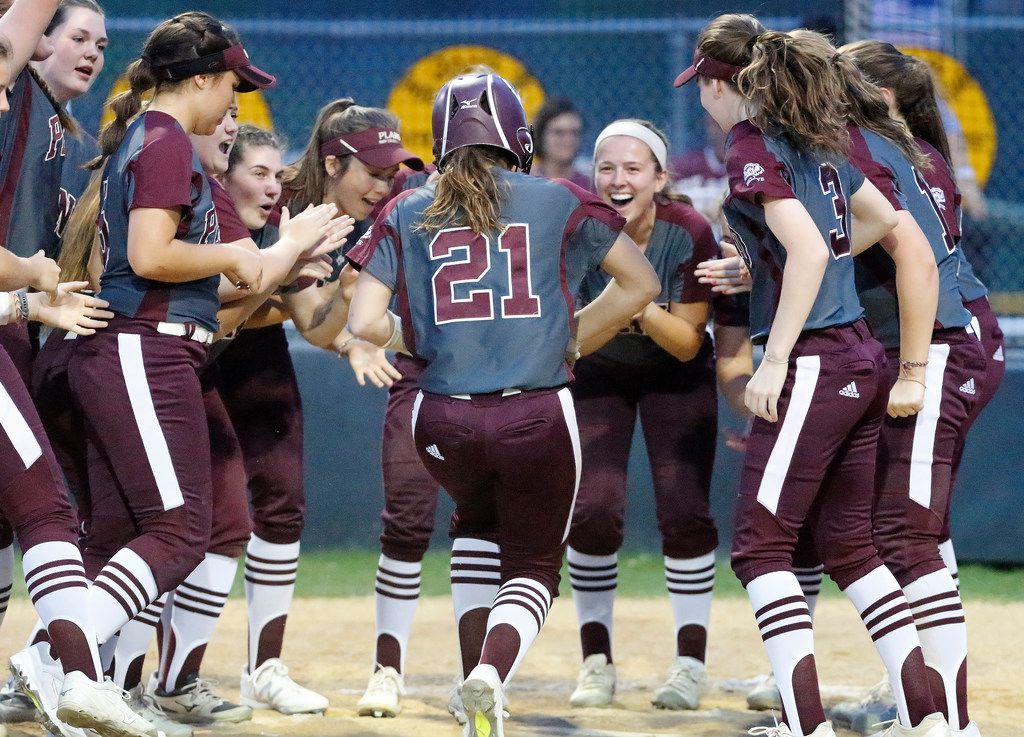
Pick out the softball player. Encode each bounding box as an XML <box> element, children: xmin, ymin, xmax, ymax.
<box><xmin>566</xmin><ymin>118</ymin><xmax>719</xmax><ymax>711</ymax></box>
<box><xmin>676</xmin><ymin>16</ymin><xmax>947</xmax><ymax>737</ymax></box>
<box><xmin>347</xmin><ymin>71</ymin><xmax>658</xmax><ymax>737</ymax></box>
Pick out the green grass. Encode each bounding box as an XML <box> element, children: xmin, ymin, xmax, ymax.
<box><xmin>279</xmin><ymin>550</ymin><xmax>1023</xmax><ymax>602</ymax></box>
<box><xmin>7</xmin><ymin>551</ymin><xmax>1020</xmax><ymax>601</ymax></box>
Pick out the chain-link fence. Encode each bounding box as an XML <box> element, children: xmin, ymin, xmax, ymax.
<box><xmin>73</xmin><ymin>9</ymin><xmax>1024</xmax><ymax>340</ymax></box>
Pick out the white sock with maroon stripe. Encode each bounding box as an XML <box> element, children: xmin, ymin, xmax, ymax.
<box><xmin>450</xmin><ymin>538</ymin><xmax>500</xmax><ymax>678</ymax></box>
<box><xmin>481</xmin><ymin>577</ymin><xmax>552</xmax><ymax>686</ymax></box>
<box><xmin>374</xmin><ymin>555</ymin><xmax>421</xmax><ymax>673</ymax></box>
<box><xmin>245</xmin><ymin>535</ymin><xmax>299</xmax><ymax>672</ymax></box>
<box><xmin>794</xmin><ymin>564</ymin><xmax>824</xmax><ymax>618</ymax></box>
<box><xmin>746</xmin><ymin>571</ymin><xmax>822</xmax><ymax>737</ymax></box>
<box><xmin>567</xmin><ymin>548</ymin><xmax>617</xmax><ymax>660</ymax></box>
<box><xmin>160</xmin><ymin>553</ymin><xmax>235</xmax><ymax>691</ymax></box>
<box><xmin>843</xmin><ymin>566</ymin><xmax>930</xmax><ymax>727</ymax></box>
<box><xmin>0</xmin><ymin>544</ymin><xmax>13</xmax><ymax>628</ymax></box>
<box><xmin>904</xmin><ymin>569</ymin><xmax>969</xmax><ymax>729</ymax></box>
<box><xmin>938</xmin><ymin>539</ymin><xmax>959</xmax><ymax>590</ymax></box>
<box><xmin>111</xmin><ymin>595</ymin><xmax>166</xmax><ymax>689</ymax></box>
<box><xmin>23</xmin><ymin>541</ymin><xmax>101</xmax><ymax>679</ymax></box>
<box><xmin>90</xmin><ymin>548</ymin><xmax>159</xmax><ymax>643</ymax></box>
<box><xmin>665</xmin><ymin>553</ymin><xmax>715</xmax><ymax>660</ymax></box>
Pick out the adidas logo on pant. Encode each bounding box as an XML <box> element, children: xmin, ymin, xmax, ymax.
<box><xmin>425</xmin><ymin>444</ymin><xmax>445</xmax><ymax>461</ymax></box>
<box><xmin>838</xmin><ymin>382</ymin><xmax>860</xmax><ymax>398</ymax></box>
<box><xmin>958</xmin><ymin>378</ymin><xmax>976</xmax><ymax>396</ymax></box>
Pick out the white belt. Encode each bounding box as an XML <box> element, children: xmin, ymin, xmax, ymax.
<box><xmin>156</xmin><ymin>321</ymin><xmax>214</xmax><ymax>345</ymax></box>
<box><xmin>450</xmin><ymin>388</ymin><xmax>522</xmax><ymax>400</ymax></box>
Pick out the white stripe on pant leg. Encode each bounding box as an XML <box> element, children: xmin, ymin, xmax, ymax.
<box><xmin>0</xmin><ymin>381</ymin><xmax>42</xmax><ymax>468</ymax></box>
<box><xmin>909</xmin><ymin>343</ymin><xmax>950</xmax><ymax>509</ymax></box>
<box><xmin>556</xmin><ymin>387</ymin><xmax>582</xmax><ymax>543</ymax></box>
<box><xmin>117</xmin><ymin>333</ymin><xmax>184</xmax><ymax>511</ymax></box>
<box><xmin>411</xmin><ymin>390</ymin><xmax>424</xmax><ymax>438</ymax></box>
<box><xmin>756</xmin><ymin>355</ymin><xmax>820</xmax><ymax>516</ymax></box>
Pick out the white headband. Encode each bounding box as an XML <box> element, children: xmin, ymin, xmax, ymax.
<box><xmin>593</xmin><ymin>120</ymin><xmax>668</xmax><ymax>170</ymax></box>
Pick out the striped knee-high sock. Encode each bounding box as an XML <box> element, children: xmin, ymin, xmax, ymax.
<box><xmin>479</xmin><ymin>577</ymin><xmax>552</xmax><ymax>686</ymax></box>
<box><xmin>843</xmin><ymin>565</ymin><xmax>935</xmax><ymax>727</ymax></box>
<box><xmin>245</xmin><ymin>535</ymin><xmax>299</xmax><ymax>672</ymax></box>
<box><xmin>905</xmin><ymin>569</ymin><xmax>970</xmax><ymax>729</ymax></box>
<box><xmin>665</xmin><ymin>553</ymin><xmax>715</xmax><ymax>661</ymax></box>
<box><xmin>794</xmin><ymin>564</ymin><xmax>824</xmax><ymax>619</ymax></box>
<box><xmin>746</xmin><ymin>571</ymin><xmax>825</xmax><ymax>737</ymax></box>
<box><xmin>24</xmin><ymin>541</ymin><xmax>101</xmax><ymax>679</ymax></box>
<box><xmin>90</xmin><ymin>548</ymin><xmax>159</xmax><ymax>644</ymax></box>
<box><xmin>567</xmin><ymin>548</ymin><xmax>617</xmax><ymax>661</ymax></box>
<box><xmin>937</xmin><ymin>540</ymin><xmax>959</xmax><ymax>590</ymax></box>
<box><xmin>160</xmin><ymin>553</ymin><xmax>235</xmax><ymax>691</ymax></box>
<box><xmin>0</xmin><ymin>544</ymin><xmax>13</xmax><ymax>629</ymax></box>
<box><xmin>110</xmin><ymin>595</ymin><xmax>166</xmax><ymax>690</ymax></box>
<box><xmin>373</xmin><ymin>555</ymin><xmax>421</xmax><ymax>673</ymax></box>
<box><xmin>450</xmin><ymin>538</ymin><xmax>500</xmax><ymax>679</ymax></box>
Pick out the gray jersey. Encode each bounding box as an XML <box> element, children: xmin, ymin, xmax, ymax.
<box><xmin>723</xmin><ymin>121</ymin><xmax>865</xmax><ymax>344</ymax></box>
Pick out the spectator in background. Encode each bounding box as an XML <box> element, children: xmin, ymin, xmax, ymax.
<box><xmin>531</xmin><ymin>96</ymin><xmax>591</xmax><ymax>188</ymax></box>
<box><xmin>669</xmin><ymin>113</ymin><xmax>727</xmax><ymax>229</ymax></box>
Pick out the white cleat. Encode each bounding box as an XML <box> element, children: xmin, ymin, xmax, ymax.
<box><xmin>356</xmin><ymin>667</ymin><xmax>405</xmax><ymax>718</ymax></box>
<box><xmin>152</xmin><ymin>673</ymin><xmax>252</xmax><ymax>724</ymax></box>
<box><xmin>867</xmin><ymin>713</ymin><xmax>952</xmax><ymax>737</ymax></box>
<box><xmin>746</xmin><ymin>672</ymin><xmax>783</xmax><ymax>712</ymax></box>
<box><xmin>9</xmin><ymin>642</ymin><xmax>83</xmax><ymax>737</ymax></box>
<box><xmin>56</xmin><ymin>671</ymin><xmax>159</xmax><ymax>737</ymax></box>
<box><xmin>127</xmin><ymin>685</ymin><xmax>192</xmax><ymax>737</ymax></box>
<box><xmin>240</xmin><ymin>659</ymin><xmax>328</xmax><ymax>715</ymax></box>
<box><xmin>568</xmin><ymin>654</ymin><xmax>616</xmax><ymax>708</ymax></box>
<box><xmin>749</xmin><ymin>719</ymin><xmax>837</xmax><ymax>737</ymax></box>
<box><xmin>951</xmin><ymin>721</ymin><xmax>982</xmax><ymax>737</ymax></box>
<box><xmin>460</xmin><ymin>665</ymin><xmax>508</xmax><ymax>737</ymax></box>
<box><xmin>652</xmin><ymin>655</ymin><xmax>705</xmax><ymax>710</ymax></box>
<box><xmin>448</xmin><ymin>679</ymin><xmax>467</xmax><ymax>725</ymax></box>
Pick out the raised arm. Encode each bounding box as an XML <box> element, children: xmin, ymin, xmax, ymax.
<box><xmin>0</xmin><ymin>0</ymin><xmax>60</xmax><ymax>80</ymax></box>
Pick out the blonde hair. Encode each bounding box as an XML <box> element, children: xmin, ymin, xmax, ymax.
<box><xmin>419</xmin><ymin>146</ymin><xmax>509</xmax><ymax>235</ymax></box>
<box><xmin>56</xmin><ymin>170</ymin><xmax>102</xmax><ymax>283</ymax></box>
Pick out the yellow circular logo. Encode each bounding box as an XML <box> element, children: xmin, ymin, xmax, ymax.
<box><xmin>387</xmin><ymin>45</ymin><xmax>545</xmax><ymax>163</ymax></box>
<box><xmin>100</xmin><ymin>75</ymin><xmax>274</xmax><ymax>131</ymax></box>
<box><xmin>901</xmin><ymin>47</ymin><xmax>997</xmax><ymax>186</ymax></box>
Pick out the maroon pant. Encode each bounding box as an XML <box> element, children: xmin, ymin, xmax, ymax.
<box><xmin>380</xmin><ymin>354</ymin><xmax>441</xmax><ymax>562</ymax></box>
<box><xmin>568</xmin><ymin>343</ymin><xmax>718</xmax><ymax>558</ymax></box>
<box><xmin>216</xmin><ymin>325</ymin><xmax>304</xmax><ymax>545</ymax></box>
<box><xmin>944</xmin><ymin>297</ymin><xmax>1005</xmax><ymax>538</ymax></box>
<box><xmin>68</xmin><ymin>323</ymin><xmax>212</xmax><ymax>592</ymax></box>
<box><xmin>732</xmin><ymin>321</ymin><xmax>889</xmax><ymax>590</ymax></box>
<box><xmin>413</xmin><ymin>387</ymin><xmax>580</xmax><ymax>598</ymax></box>
<box><xmin>872</xmin><ymin>328</ymin><xmax>987</xmax><ymax>586</ymax></box>
<box><xmin>0</xmin><ymin>322</ymin><xmax>36</xmax><ymax>548</ymax></box>
<box><xmin>0</xmin><ymin>346</ymin><xmax>78</xmax><ymax>551</ymax></box>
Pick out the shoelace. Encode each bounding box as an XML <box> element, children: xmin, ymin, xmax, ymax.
<box><xmin>869</xmin><ymin>718</ymin><xmax>899</xmax><ymax>736</ymax></box>
<box><xmin>138</xmin><ymin>692</ymin><xmax>173</xmax><ymax>717</ymax></box>
<box><xmin>664</xmin><ymin>663</ymin><xmax>701</xmax><ymax>691</ymax></box>
<box><xmin>748</xmin><ymin>712</ymin><xmax>792</xmax><ymax>737</ymax></box>
<box><xmin>367</xmin><ymin>668</ymin><xmax>405</xmax><ymax>696</ymax></box>
<box><xmin>577</xmin><ymin>662</ymin><xmax>611</xmax><ymax>687</ymax></box>
<box><xmin>182</xmin><ymin>678</ymin><xmax>226</xmax><ymax>707</ymax></box>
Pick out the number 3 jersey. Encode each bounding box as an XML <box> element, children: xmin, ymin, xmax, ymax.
<box><xmin>348</xmin><ymin>167</ymin><xmax>625</xmax><ymax>395</ymax></box>
<box><xmin>722</xmin><ymin>120</ymin><xmax>866</xmax><ymax>344</ymax></box>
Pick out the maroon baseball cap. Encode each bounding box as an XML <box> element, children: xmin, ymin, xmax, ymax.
<box><xmin>319</xmin><ymin>128</ymin><xmax>425</xmax><ymax>171</ymax></box>
<box><xmin>673</xmin><ymin>50</ymin><xmax>745</xmax><ymax>87</ymax></box>
<box><xmin>150</xmin><ymin>44</ymin><xmax>275</xmax><ymax>93</ymax></box>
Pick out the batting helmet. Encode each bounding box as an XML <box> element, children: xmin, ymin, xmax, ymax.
<box><xmin>431</xmin><ymin>73</ymin><xmax>534</xmax><ymax>173</ymax></box>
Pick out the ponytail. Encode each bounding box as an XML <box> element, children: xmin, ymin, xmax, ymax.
<box><xmin>28</xmin><ymin>65</ymin><xmax>79</xmax><ymax>137</ymax></box>
<box><xmin>419</xmin><ymin>146</ymin><xmax>508</xmax><ymax>235</ymax></box>
<box><xmin>57</xmin><ymin>170</ymin><xmax>102</xmax><ymax>283</ymax></box>
<box><xmin>738</xmin><ymin>30</ymin><xmax>850</xmax><ymax>157</ymax></box>
<box><xmin>88</xmin><ymin>57</ymin><xmax>155</xmax><ymax>169</ymax></box>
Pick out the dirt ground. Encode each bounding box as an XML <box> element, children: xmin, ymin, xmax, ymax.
<box><xmin>1</xmin><ymin>596</ymin><xmax>1020</xmax><ymax>737</ymax></box>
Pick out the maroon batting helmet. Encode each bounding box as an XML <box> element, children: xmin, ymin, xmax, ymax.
<box><xmin>431</xmin><ymin>73</ymin><xmax>534</xmax><ymax>173</ymax></box>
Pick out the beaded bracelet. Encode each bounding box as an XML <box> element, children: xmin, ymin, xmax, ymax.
<box><xmin>899</xmin><ymin>359</ymin><xmax>928</xmax><ymax>370</ymax></box>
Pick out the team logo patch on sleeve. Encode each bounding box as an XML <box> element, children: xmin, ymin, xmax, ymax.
<box><xmin>930</xmin><ymin>186</ymin><xmax>947</xmax><ymax>210</ymax></box>
<box><xmin>743</xmin><ymin>163</ymin><xmax>765</xmax><ymax>186</ymax></box>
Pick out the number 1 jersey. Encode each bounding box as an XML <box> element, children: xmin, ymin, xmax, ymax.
<box><xmin>348</xmin><ymin>167</ymin><xmax>625</xmax><ymax>395</ymax></box>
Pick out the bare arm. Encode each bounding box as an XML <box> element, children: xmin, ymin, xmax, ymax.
<box><xmin>127</xmin><ymin>208</ymin><xmax>260</xmax><ymax>287</ymax></box>
<box><xmin>0</xmin><ymin>249</ymin><xmax>58</xmax><ymax>292</ymax></box>
<box><xmin>283</xmin><ymin>279</ymin><xmax>352</xmax><ymax>348</ymax></box>
<box><xmin>714</xmin><ymin>322</ymin><xmax>754</xmax><ymax>416</ymax></box>
<box><xmin>638</xmin><ymin>300</ymin><xmax>708</xmax><ymax>363</ymax></box>
<box><xmin>849</xmin><ymin>179</ymin><xmax>900</xmax><ymax>256</ymax></box>
<box><xmin>576</xmin><ymin>232</ymin><xmax>660</xmax><ymax>355</ymax></box>
<box><xmin>347</xmin><ymin>271</ymin><xmax>396</xmax><ymax>346</ymax></box>
<box><xmin>0</xmin><ymin>0</ymin><xmax>60</xmax><ymax>80</ymax></box>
